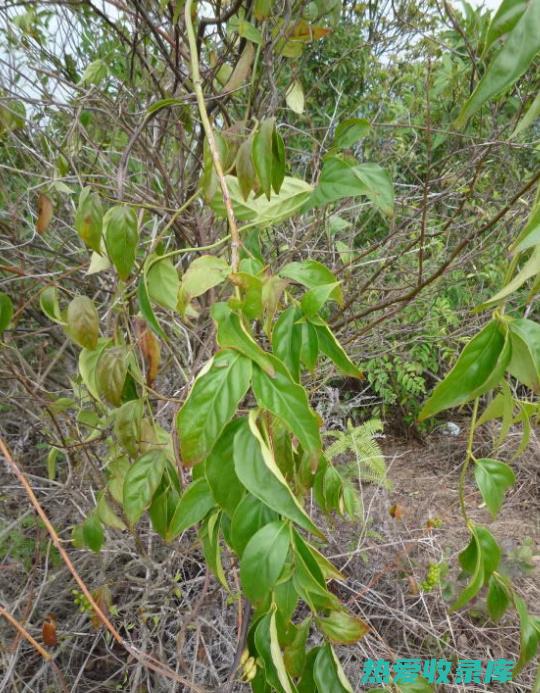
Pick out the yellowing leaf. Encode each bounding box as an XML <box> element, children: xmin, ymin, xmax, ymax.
<box><xmin>36</xmin><ymin>194</ymin><xmax>53</xmax><ymax>234</ymax></box>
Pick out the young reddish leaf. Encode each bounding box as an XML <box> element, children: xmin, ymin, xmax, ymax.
<box><xmin>36</xmin><ymin>193</ymin><xmax>53</xmax><ymax>234</ymax></box>
<box><xmin>42</xmin><ymin>614</ymin><xmax>57</xmax><ymax>647</ymax></box>
<box><xmin>139</xmin><ymin>323</ymin><xmax>161</xmax><ymax>386</ymax></box>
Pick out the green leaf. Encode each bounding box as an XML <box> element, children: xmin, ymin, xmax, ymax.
<box><xmin>0</xmin><ymin>292</ymin><xmax>13</xmax><ymax>335</ymax></box>
<box><xmin>507</xmin><ymin>318</ymin><xmax>540</xmax><ymax>391</ymax></box>
<box><xmin>313</xmin><ymin>644</ymin><xmax>353</xmax><ymax>693</ymax></box>
<box><xmin>47</xmin><ymin>447</ymin><xmax>59</xmax><ymax>480</ymax></box>
<box><xmin>283</xmin><ymin>616</ymin><xmax>310</xmax><ymax>678</ymax></box>
<box><xmin>300</xmin><ymin>321</ymin><xmax>319</xmax><ymax>371</ymax></box>
<box><xmin>137</xmin><ymin>277</ymin><xmax>166</xmax><ymax>338</ymax></box>
<box><xmin>103</xmin><ymin>205</ymin><xmax>138</xmax><ymax>281</ymax></box>
<box><xmin>240</xmin><ymin>520</ymin><xmax>290</xmax><ymax>602</ymax></box>
<box><xmin>482</xmin><ymin>245</ymin><xmax>540</xmax><ymax>307</ymax></box>
<box><xmin>96</xmin><ymin>346</ymin><xmax>129</xmax><ymax>407</ymax></box>
<box><xmin>252</xmin><ymin>118</ymin><xmax>274</xmax><ymax>200</ymax></box>
<box><xmin>40</xmin><ymin>286</ymin><xmax>65</xmax><ymax>325</ymax></box>
<box><xmin>96</xmin><ymin>493</ymin><xmax>126</xmax><ymax>531</ymax></box>
<box><xmin>515</xmin><ymin>596</ymin><xmax>540</xmax><ymax>674</ymax></box>
<box><xmin>114</xmin><ymin>400</ymin><xmax>144</xmax><ymax>457</ymax></box>
<box><xmin>512</xmin><ymin>202</ymin><xmax>540</xmax><ymax>253</ymax></box>
<box><xmin>484</xmin><ymin>0</ymin><xmax>527</xmax><ymax>51</ymax></box>
<box><xmin>419</xmin><ymin>320</ymin><xmax>511</xmax><ymax>421</ymax></box>
<box><xmin>474</xmin><ymin>458</ymin><xmax>516</xmax><ymax>518</ymax></box>
<box><xmin>280</xmin><ymin>260</ymin><xmax>343</xmax><ymax>304</ymax></box>
<box><xmin>199</xmin><ymin>510</ymin><xmax>229</xmax><ymax>588</ymax></box>
<box><xmin>316</xmin><ymin>610</ymin><xmax>369</xmax><ymax>644</ymax></box>
<box><xmin>80</xmin><ymin>58</ymin><xmax>108</xmax><ymax>85</ymax></box>
<box><xmin>487</xmin><ymin>573</ymin><xmax>510</xmax><ymax>621</ymax></box>
<box><xmin>453</xmin><ymin>526</ymin><xmax>500</xmax><ymax>610</ymax></box>
<box><xmin>251</xmin><ymin>354</ymin><xmax>322</xmax><ymax>458</ymax></box>
<box><xmin>205</xmin><ymin>419</ymin><xmax>245</xmax><ymax>516</ymax></box>
<box><xmin>333</xmin><ymin>118</ymin><xmax>370</xmax><ymax>148</ymax></box>
<box><xmin>230</xmin><ymin>493</ymin><xmax>278</xmax><ymax>554</ymax></box>
<box><xmin>176</xmin><ymin>349</ymin><xmax>252</xmax><ymax>466</ymax></box>
<box><xmin>122</xmin><ymin>449</ymin><xmax>166</xmax><ymax>526</ymax></box>
<box><xmin>181</xmin><ymin>254</ymin><xmax>230</xmax><ymax>299</ymax></box>
<box><xmin>236</xmin><ymin>137</ymin><xmax>257</xmax><ymax>201</ymax></box>
<box><xmin>146</xmin><ymin>254</ymin><xmax>180</xmax><ymax>311</ymax></box>
<box><xmin>512</xmin><ymin>91</ymin><xmax>540</xmax><ymax>138</ymax></box>
<box><xmin>211</xmin><ymin>302</ymin><xmax>276</xmax><ymax>376</ymax></box>
<box><xmin>272</xmin><ymin>306</ymin><xmax>302</xmax><ymax>381</ymax></box>
<box><xmin>272</xmin><ymin>128</ymin><xmax>286</xmax><ymax>195</ymax></box>
<box><xmin>310</xmin><ymin>317</ymin><xmax>363</xmax><ymax>378</ymax></box>
<box><xmin>75</xmin><ymin>187</ymin><xmax>103</xmax><ymax>253</ymax></box>
<box><xmin>234</xmin><ymin>414</ymin><xmax>324</xmax><ymax>538</ymax></box>
<box><xmin>79</xmin><ymin>338</ymin><xmax>111</xmax><ymax>399</ymax></box>
<box><xmin>82</xmin><ymin>513</ymin><xmax>104</xmax><ymax>552</ymax></box>
<box><xmin>455</xmin><ymin>0</ymin><xmax>540</xmax><ymax>128</ymax></box>
<box><xmin>285</xmin><ymin>79</ymin><xmax>304</xmax><ymax>114</ymax></box>
<box><xmin>149</xmin><ymin>486</ymin><xmax>180</xmax><ymax>539</ymax></box>
<box><xmin>307</xmin><ymin>157</ymin><xmax>394</xmax><ymax>217</ymax></box>
<box><xmin>301</xmin><ymin>282</ymin><xmax>341</xmax><ymax>317</ymax></box>
<box><xmin>66</xmin><ymin>295</ymin><xmax>99</xmax><ymax>350</ymax></box>
<box><xmin>254</xmin><ymin>613</ymin><xmax>290</xmax><ymax>693</ymax></box>
<box><xmin>210</xmin><ymin>175</ymin><xmax>313</xmax><ymax>227</ymax></box>
<box><xmin>167</xmin><ymin>478</ymin><xmax>215</xmax><ymax>540</ymax></box>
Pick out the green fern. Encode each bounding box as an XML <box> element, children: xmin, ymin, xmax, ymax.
<box><xmin>325</xmin><ymin>418</ymin><xmax>391</xmax><ymax>489</ymax></box>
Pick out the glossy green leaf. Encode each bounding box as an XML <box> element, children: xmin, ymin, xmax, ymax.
<box><xmin>146</xmin><ymin>255</ymin><xmax>180</xmax><ymax>311</ymax></box>
<box><xmin>307</xmin><ymin>157</ymin><xmax>394</xmax><ymax>217</ymax></box>
<box><xmin>313</xmin><ymin>644</ymin><xmax>353</xmax><ymax>693</ymax></box>
<box><xmin>453</xmin><ymin>525</ymin><xmax>501</xmax><ymax>610</ymax></box>
<box><xmin>82</xmin><ymin>513</ymin><xmax>104</xmax><ymax>552</ymax></box>
<box><xmin>255</xmin><ymin>613</ymin><xmax>291</xmax><ymax>693</ymax></box>
<box><xmin>75</xmin><ymin>187</ymin><xmax>103</xmax><ymax>253</ymax></box>
<box><xmin>474</xmin><ymin>457</ymin><xmax>516</xmax><ymax>518</ymax></box>
<box><xmin>485</xmin><ymin>0</ymin><xmax>527</xmax><ymax>51</ymax></box>
<box><xmin>456</xmin><ymin>0</ymin><xmax>540</xmax><ymax>128</ymax></box>
<box><xmin>280</xmin><ymin>260</ymin><xmax>343</xmax><ymax>307</ymax></box>
<box><xmin>66</xmin><ymin>295</ymin><xmax>99</xmax><ymax>350</ymax></box>
<box><xmin>316</xmin><ymin>610</ymin><xmax>369</xmax><ymax>644</ymax></box>
<box><xmin>419</xmin><ymin>320</ymin><xmax>511</xmax><ymax>420</ymax></box>
<box><xmin>310</xmin><ymin>317</ymin><xmax>363</xmax><ymax>378</ymax></box>
<box><xmin>176</xmin><ymin>349</ymin><xmax>252</xmax><ymax>465</ymax></box>
<box><xmin>252</xmin><ymin>118</ymin><xmax>274</xmax><ymax>200</ymax></box>
<box><xmin>333</xmin><ymin>117</ymin><xmax>370</xmax><ymax>148</ymax></box>
<box><xmin>507</xmin><ymin>318</ymin><xmax>540</xmax><ymax>391</ymax></box>
<box><xmin>210</xmin><ymin>175</ymin><xmax>312</xmax><ymax>227</ymax></box>
<box><xmin>229</xmin><ymin>272</ymin><xmax>263</xmax><ymax>320</ymax></box>
<box><xmin>0</xmin><ymin>292</ymin><xmax>13</xmax><ymax>335</ymax></box>
<box><xmin>167</xmin><ymin>478</ymin><xmax>215</xmax><ymax>540</ymax></box>
<box><xmin>300</xmin><ymin>321</ymin><xmax>319</xmax><ymax>371</ymax></box>
<box><xmin>122</xmin><ymin>449</ymin><xmax>166</xmax><ymax>526</ymax></box>
<box><xmin>487</xmin><ymin>573</ymin><xmax>510</xmax><ymax>621</ymax></box>
<box><xmin>240</xmin><ymin>521</ymin><xmax>290</xmax><ymax>602</ymax></box>
<box><xmin>301</xmin><ymin>281</ymin><xmax>341</xmax><ymax>317</ymax></box>
<box><xmin>230</xmin><ymin>493</ymin><xmax>278</xmax><ymax>554</ymax></box>
<box><xmin>205</xmin><ymin>419</ymin><xmax>245</xmax><ymax>516</ymax></box>
<box><xmin>149</xmin><ymin>486</ymin><xmax>180</xmax><ymax>539</ymax></box>
<box><xmin>252</xmin><ymin>354</ymin><xmax>322</xmax><ymax>458</ymax></box>
<box><xmin>283</xmin><ymin>616</ymin><xmax>310</xmax><ymax>677</ymax></box>
<box><xmin>96</xmin><ymin>346</ymin><xmax>128</xmax><ymax>407</ymax></box>
<box><xmin>211</xmin><ymin>302</ymin><xmax>276</xmax><ymax>376</ymax></box>
<box><xmin>271</xmin><ymin>306</ymin><xmax>302</xmax><ymax>381</ymax></box>
<box><xmin>103</xmin><ymin>205</ymin><xmax>138</xmax><ymax>281</ymax></box>
<box><xmin>234</xmin><ymin>414</ymin><xmax>323</xmax><ymax>537</ymax></box>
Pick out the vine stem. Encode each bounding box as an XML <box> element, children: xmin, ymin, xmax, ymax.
<box><xmin>459</xmin><ymin>397</ymin><xmax>479</xmax><ymax>526</ymax></box>
<box><xmin>0</xmin><ymin>436</ymin><xmax>206</xmax><ymax>692</ymax></box>
<box><xmin>184</xmin><ymin>0</ymin><xmax>241</xmax><ymax>272</ymax></box>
